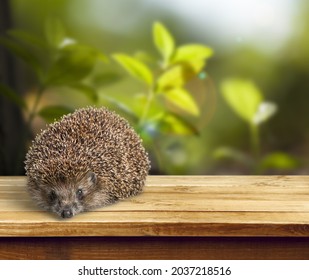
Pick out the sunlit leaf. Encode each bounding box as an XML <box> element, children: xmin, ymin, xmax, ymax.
<box><xmin>68</xmin><ymin>83</ymin><xmax>98</xmax><ymax>103</ymax></box>
<box><xmin>0</xmin><ymin>82</ymin><xmax>27</xmax><ymax>109</ymax></box>
<box><xmin>162</xmin><ymin>87</ymin><xmax>200</xmax><ymax>116</ymax></box>
<box><xmin>173</xmin><ymin>44</ymin><xmax>213</xmax><ymax>63</ymax></box>
<box><xmin>259</xmin><ymin>152</ymin><xmax>299</xmax><ymax>171</ymax></box>
<box><xmin>153</xmin><ymin>22</ymin><xmax>175</xmax><ymax>65</ymax></box>
<box><xmin>113</xmin><ymin>53</ymin><xmax>153</xmax><ymax>85</ymax></box>
<box><xmin>185</xmin><ymin>60</ymin><xmax>206</xmax><ymax>74</ymax></box>
<box><xmin>156</xmin><ymin>63</ymin><xmax>205</xmax><ymax>93</ymax></box>
<box><xmin>45</xmin><ymin>18</ymin><xmax>66</xmax><ymax>48</ymax></box>
<box><xmin>171</xmin><ymin>44</ymin><xmax>213</xmax><ymax>74</ymax></box>
<box><xmin>134</xmin><ymin>51</ymin><xmax>156</xmax><ymax>64</ymax></box>
<box><xmin>156</xmin><ymin>65</ymin><xmax>185</xmax><ymax>91</ymax></box>
<box><xmin>221</xmin><ymin>78</ymin><xmax>263</xmax><ymax>123</ymax></box>
<box><xmin>253</xmin><ymin>101</ymin><xmax>278</xmax><ymax>125</ymax></box>
<box><xmin>159</xmin><ymin>114</ymin><xmax>199</xmax><ymax>135</ymax></box>
<box><xmin>0</xmin><ymin>36</ymin><xmax>41</xmax><ymax>76</ymax></box>
<box><xmin>38</xmin><ymin>105</ymin><xmax>73</xmax><ymax>123</ymax></box>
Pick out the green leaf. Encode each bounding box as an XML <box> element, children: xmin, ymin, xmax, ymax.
<box><xmin>172</xmin><ymin>44</ymin><xmax>213</xmax><ymax>73</ymax></box>
<box><xmin>0</xmin><ymin>82</ymin><xmax>27</xmax><ymax>109</ymax></box>
<box><xmin>156</xmin><ymin>63</ymin><xmax>204</xmax><ymax>93</ymax></box>
<box><xmin>45</xmin><ymin>18</ymin><xmax>66</xmax><ymax>48</ymax></box>
<box><xmin>38</xmin><ymin>105</ymin><xmax>73</xmax><ymax>123</ymax></box>
<box><xmin>156</xmin><ymin>65</ymin><xmax>185</xmax><ymax>91</ymax></box>
<box><xmin>259</xmin><ymin>152</ymin><xmax>299</xmax><ymax>171</ymax></box>
<box><xmin>159</xmin><ymin>114</ymin><xmax>199</xmax><ymax>135</ymax></box>
<box><xmin>68</xmin><ymin>83</ymin><xmax>98</xmax><ymax>103</ymax></box>
<box><xmin>162</xmin><ymin>87</ymin><xmax>200</xmax><ymax>116</ymax></box>
<box><xmin>45</xmin><ymin>44</ymin><xmax>99</xmax><ymax>85</ymax></box>
<box><xmin>173</xmin><ymin>44</ymin><xmax>213</xmax><ymax>63</ymax></box>
<box><xmin>134</xmin><ymin>51</ymin><xmax>156</xmax><ymax>64</ymax></box>
<box><xmin>113</xmin><ymin>53</ymin><xmax>153</xmax><ymax>85</ymax></box>
<box><xmin>253</xmin><ymin>101</ymin><xmax>278</xmax><ymax>125</ymax></box>
<box><xmin>183</xmin><ymin>60</ymin><xmax>205</xmax><ymax>74</ymax></box>
<box><xmin>0</xmin><ymin>36</ymin><xmax>41</xmax><ymax>76</ymax></box>
<box><xmin>153</xmin><ymin>22</ymin><xmax>175</xmax><ymax>65</ymax></box>
<box><xmin>221</xmin><ymin>78</ymin><xmax>263</xmax><ymax>123</ymax></box>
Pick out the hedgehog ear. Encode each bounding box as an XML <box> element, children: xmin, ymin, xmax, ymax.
<box><xmin>86</xmin><ymin>171</ymin><xmax>97</xmax><ymax>184</ymax></box>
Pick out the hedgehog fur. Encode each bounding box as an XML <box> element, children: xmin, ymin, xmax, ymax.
<box><xmin>25</xmin><ymin>107</ymin><xmax>150</xmax><ymax>218</ymax></box>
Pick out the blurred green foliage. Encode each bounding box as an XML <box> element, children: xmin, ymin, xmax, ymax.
<box><xmin>1</xmin><ymin>0</ymin><xmax>309</xmax><ymax>175</ymax></box>
<box><xmin>0</xmin><ymin>18</ymin><xmax>107</xmax><ymax>124</ymax></box>
<box><xmin>111</xmin><ymin>22</ymin><xmax>213</xmax><ymax>171</ymax></box>
<box><xmin>216</xmin><ymin>78</ymin><xmax>299</xmax><ymax>173</ymax></box>
<box><xmin>0</xmin><ymin>19</ymin><xmax>213</xmax><ymax>173</ymax></box>
<box><xmin>112</xmin><ymin>22</ymin><xmax>212</xmax><ymax>133</ymax></box>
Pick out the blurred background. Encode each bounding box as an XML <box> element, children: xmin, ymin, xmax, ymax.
<box><xmin>0</xmin><ymin>0</ymin><xmax>309</xmax><ymax>175</ymax></box>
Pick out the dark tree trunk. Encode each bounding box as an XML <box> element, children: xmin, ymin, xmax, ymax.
<box><xmin>0</xmin><ymin>0</ymin><xmax>26</xmax><ymax>175</ymax></box>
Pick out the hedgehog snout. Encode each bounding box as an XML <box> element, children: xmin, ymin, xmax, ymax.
<box><xmin>61</xmin><ymin>206</ymin><xmax>74</xmax><ymax>218</ymax></box>
<box><xmin>56</xmin><ymin>202</ymin><xmax>83</xmax><ymax>218</ymax></box>
<box><xmin>51</xmin><ymin>194</ymin><xmax>84</xmax><ymax>218</ymax></box>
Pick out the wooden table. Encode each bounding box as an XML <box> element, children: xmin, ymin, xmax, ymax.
<box><xmin>0</xmin><ymin>176</ymin><xmax>309</xmax><ymax>259</ymax></box>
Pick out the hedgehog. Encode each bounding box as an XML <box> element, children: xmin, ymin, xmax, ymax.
<box><xmin>25</xmin><ymin>107</ymin><xmax>150</xmax><ymax>218</ymax></box>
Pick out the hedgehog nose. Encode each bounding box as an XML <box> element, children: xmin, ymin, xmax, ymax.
<box><xmin>61</xmin><ymin>207</ymin><xmax>73</xmax><ymax>218</ymax></box>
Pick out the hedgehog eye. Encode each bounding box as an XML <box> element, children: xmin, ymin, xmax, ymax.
<box><xmin>48</xmin><ymin>190</ymin><xmax>57</xmax><ymax>203</ymax></box>
<box><xmin>76</xmin><ymin>189</ymin><xmax>84</xmax><ymax>200</ymax></box>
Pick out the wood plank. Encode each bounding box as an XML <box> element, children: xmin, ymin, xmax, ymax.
<box><xmin>2</xmin><ymin>198</ymin><xmax>309</xmax><ymax>212</ymax></box>
<box><xmin>1</xmin><ymin>211</ymin><xmax>309</xmax><ymax>237</ymax></box>
<box><xmin>1</xmin><ymin>211</ymin><xmax>309</xmax><ymax>224</ymax></box>
<box><xmin>0</xmin><ymin>176</ymin><xmax>309</xmax><ymax>237</ymax></box>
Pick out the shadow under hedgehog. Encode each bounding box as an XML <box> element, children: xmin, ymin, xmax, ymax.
<box><xmin>25</xmin><ymin>107</ymin><xmax>150</xmax><ymax>218</ymax></box>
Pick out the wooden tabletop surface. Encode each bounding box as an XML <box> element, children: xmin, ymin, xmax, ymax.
<box><xmin>0</xmin><ymin>176</ymin><xmax>309</xmax><ymax>237</ymax></box>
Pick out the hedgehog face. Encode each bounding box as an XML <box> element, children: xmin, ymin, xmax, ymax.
<box><xmin>50</xmin><ymin>171</ymin><xmax>97</xmax><ymax>218</ymax></box>
<box><xmin>34</xmin><ymin>171</ymin><xmax>98</xmax><ymax>218</ymax></box>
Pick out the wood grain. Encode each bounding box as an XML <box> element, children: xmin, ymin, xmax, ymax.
<box><xmin>0</xmin><ymin>176</ymin><xmax>309</xmax><ymax>237</ymax></box>
<box><xmin>1</xmin><ymin>237</ymin><xmax>309</xmax><ymax>260</ymax></box>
